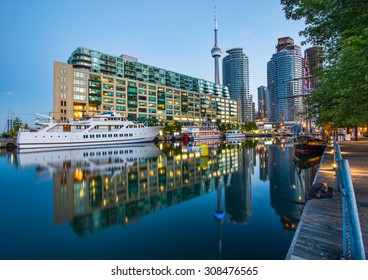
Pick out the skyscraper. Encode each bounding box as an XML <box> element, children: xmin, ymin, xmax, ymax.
<box><xmin>222</xmin><ymin>48</ymin><xmax>253</xmax><ymax>123</ymax></box>
<box><xmin>211</xmin><ymin>12</ymin><xmax>222</xmax><ymax>84</ymax></box>
<box><xmin>304</xmin><ymin>46</ymin><xmax>323</xmax><ymax>91</ymax></box>
<box><xmin>257</xmin><ymin>85</ymin><xmax>268</xmax><ymax>120</ymax></box>
<box><xmin>267</xmin><ymin>37</ymin><xmax>304</xmax><ymax>123</ymax></box>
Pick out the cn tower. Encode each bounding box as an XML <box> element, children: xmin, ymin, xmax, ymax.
<box><xmin>211</xmin><ymin>10</ymin><xmax>222</xmax><ymax>84</ymax></box>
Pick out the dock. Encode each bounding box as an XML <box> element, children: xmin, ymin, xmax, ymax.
<box><xmin>286</xmin><ymin>138</ymin><xmax>368</xmax><ymax>260</ymax></box>
<box><xmin>0</xmin><ymin>137</ymin><xmax>17</xmax><ymax>149</ymax></box>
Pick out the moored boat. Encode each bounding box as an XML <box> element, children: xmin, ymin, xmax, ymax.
<box><xmin>294</xmin><ymin>136</ymin><xmax>326</xmax><ymax>154</ymax></box>
<box><xmin>225</xmin><ymin>130</ymin><xmax>245</xmax><ymax>141</ymax></box>
<box><xmin>181</xmin><ymin>124</ymin><xmax>222</xmax><ymax>141</ymax></box>
<box><xmin>17</xmin><ymin>110</ymin><xmax>164</xmax><ymax>150</ymax></box>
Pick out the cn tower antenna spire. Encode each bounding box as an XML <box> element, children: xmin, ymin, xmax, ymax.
<box><xmin>211</xmin><ymin>6</ymin><xmax>222</xmax><ymax>84</ymax></box>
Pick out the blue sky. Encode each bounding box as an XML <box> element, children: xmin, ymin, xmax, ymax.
<box><xmin>0</xmin><ymin>0</ymin><xmax>307</xmax><ymax>128</ymax></box>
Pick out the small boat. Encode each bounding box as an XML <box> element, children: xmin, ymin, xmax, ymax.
<box><xmin>181</xmin><ymin>123</ymin><xmax>222</xmax><ymax>141</ymax></box>
<box><xmin>294</xmin><ymin>136</ymin><xmax>326</xmax><ymax>154</ymax></box>
<box><xmin>17</xmin><ymin>109</ymin><xmax>164</xmax><ymax>150</ymax></box>
<box><xmin>225</xmin><ymin>130</ymin><xmax>245</xmax><ymax>141</ymax></box>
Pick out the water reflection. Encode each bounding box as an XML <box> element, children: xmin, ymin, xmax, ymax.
<box><xmin>11</xmin><ymin>138</ymin><xmax>318</xmax><ymax>250</ymax></box>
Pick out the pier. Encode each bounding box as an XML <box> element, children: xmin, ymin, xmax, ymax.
<box><xmin>286</xmin><ymin>138</ymin><xmax>368</xmax><ymax>260</ymax></box>
<box><xmin>0</xmin><ymin>137</ymin><xmax>17</xmax><ymax>149</ymax></box>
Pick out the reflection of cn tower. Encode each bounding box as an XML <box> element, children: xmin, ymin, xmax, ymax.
<box><xmin>214</xmin><ymin>186</ymin><xmax>225</xmax><ymax>257</ymax></box>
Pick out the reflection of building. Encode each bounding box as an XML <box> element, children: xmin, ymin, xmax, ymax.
<box><xmin>225</xmin><ymin>145</ymin><xmax>253</xmax><ymax>223</ymax></box>
<box><xmin>268</xmin><ymin>144</ymin><xmax>307</xmax><ymax>230</ymax></box>
<box><xmin>256</xmin><ymin>144</ymin><xmax>269</xmax><ymax>182</ymax></box>
<box><xmin>19</xmin><ymin>144</ymin><xmax>239</xmax><ymax>236</ymax></box>
<box><xmin>54</xmin><ymin>47</ymin><xmax>239</xmax><ymax>125</ymax></box>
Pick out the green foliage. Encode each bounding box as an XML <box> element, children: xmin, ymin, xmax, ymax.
<box><xmin>162</xmin><ymin>121</ymin><xmax>182</xmax><ymax>134</ymax></box>
<box><xmin>217</xmin><ymin>122</ymin><xmax>242</xmax><ymax>133</ymax></box>
<box><xmin>281</xmin><ymin>0</ymin><xmax>368</xmax><ymax>128</ymax></box>
<box><xmin>243</xmin><ymin>122</ymin><xmax>258</xmax><ymax>132</ymax></box>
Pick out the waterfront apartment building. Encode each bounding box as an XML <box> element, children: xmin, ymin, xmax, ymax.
<box><xmin>267</xmin><ymin>37</ymin><xmax>304</xmax><ymax>123</ymax></box>
<box><xmin>222</xmin><ymin>48</ymin><xmax>254</xmax><ymax>123</ymax></box>
<box><xmin>54</xmin><ymin>47</ymin><xmax>239</xmax><ymax>124</ymax></box>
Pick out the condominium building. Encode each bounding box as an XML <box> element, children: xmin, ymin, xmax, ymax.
<box><xmin>257</xmin><ymin>85</ymin><xmax>268</xmax><ymax>120</ymax></box>
<box><xmin>304</xmin><ymin>46</ymin><xmax>323</xmax><ymax>91</ymax></box>
<box><xmin>222</xmin><ymin>48</ymin><xmax>254</xmax><ymax>123</ymax></box>
<box><xmin>267</xmin><ymin>37</ymin><xmax>304</xmax><ymax>123</ymax></box>
<box><xmin>54</xmin><ymin>47</ymin><xmax>239</xmax><ymax>124</ymax></box>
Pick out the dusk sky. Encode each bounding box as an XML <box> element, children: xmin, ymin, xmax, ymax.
<box><xmin>0</xmin><ymin>0</ymin><xmax>308</xmax><ymax>128</ymax></box>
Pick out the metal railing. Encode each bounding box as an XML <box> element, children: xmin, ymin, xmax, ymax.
<box><xmin>334</xmin><ymin>140</ymin><xmax>366</xmax><ymax>260</ymax></box>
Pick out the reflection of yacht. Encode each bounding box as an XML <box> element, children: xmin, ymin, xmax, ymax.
<box><xmin>17</xmin><ymin>143</ymin><xmax>162</xmax><ymax>175</ymax></box>
<box><xmin>17</xmin><ymin>110</ymin><xmax>163</xmax><ymax>149</ymax></box>
<box><xmin>181</xmin><ymin>139</ymin><xmax>221</xmax><ymax>154</ymax></box>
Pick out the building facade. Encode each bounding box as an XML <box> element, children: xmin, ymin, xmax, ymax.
<box><xmin>222</xmin><ymin>48</ymin><xmax>254</xmax><ymax>123</ymax></box>
<box><xmin>267</xmin><ymin>37</ymin><xmax>304</xmax><ymax>123</ymax></box>
<box><xmin>257</xmin><ymin>85</ymin><xmax>268</xmax><ymax>120</ymax></box>
<box><xmin>54</xmin><ymin>47</ymin><xmax>239</xmax><ymax>124</ymax></box>
<box><xmin>304</xmin><ymin>46</ymin><xmax>323</xmax><ymax>91</ymax></box>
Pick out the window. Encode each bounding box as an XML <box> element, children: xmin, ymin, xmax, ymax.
<box><xmin>60</xmin><ymin>85</ymin><xmax>67</xmax><ymax>91</ymax></box>
<box><xmin>103</xmin><ymin>97</ymin><xmax>114</xmax><ymax>103</ymax></box>
<box><xmin>74</xmin><ymin>87</ymin><xmax>86</xmax><ymax>93</ymax></box>
<box><xmin>116</xmin><ymin>79</ymin><xmax>125</xmax><ymax>85</ymax></box>
<box><xmin>74</xmin><ymin>71</ymin><xmax>86</xmax><ymax>78</ymax></box>
<box><xmin>60</xmin><ymin>68</ymin><xmax>67</xmax><ymax>75</ymax></box>
<box><xmin>103</xmin><ymin>77</ymin><xmax>113</xmax><ymax>83</ymax></box>
<box><xmin>116</xmin><ymin>106</ymin><xmax>126</xmax><ymax>111</ymax></box>
<box><xmin>103</xmin><ymin>84</ymin><xmax>114</xmax><ymax>90</ymax></box>
<box><xmin>74</xmin><ymin>79</ymin><xmax>86</xmax><ymax>86</ymax></box>
<box><xmin>73</xmin><ymin>94</ymin><xmax>86</xmax><ymax>101</ymax></box>
<box><xmin>89</xmin><ymin>74</ymin><xmax>100</xmax><ymax>81</ymax></box>
<box><xmin>116</xmin><ymin>85</ymin><xmax>126</xmax><ymax>92</ymax></box>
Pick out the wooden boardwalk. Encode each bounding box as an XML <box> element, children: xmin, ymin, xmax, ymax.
<box><xmin>286</xmin><ymin>139</ymin><xmax>368</xmax><ymax>260</ymax></box>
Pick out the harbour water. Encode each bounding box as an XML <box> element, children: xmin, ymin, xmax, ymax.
<box><xmin>0</xmin><ymin>138</ymin><xmax>317</xmax><ymax>260</ymax></box>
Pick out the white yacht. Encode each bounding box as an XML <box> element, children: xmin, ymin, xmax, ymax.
<box><xmin>17</xmin><ymin>110</ymin><xmax>163</xmax><ymax>150</ymax></box>
<box><xmin>181</xmin><ymin>124</ymin><xmax>222</xmax><ymax>141</ymax></box>
<box><xmin>225</xmin><ymin>130</ymin><xmax>245</xmax><ymax>141</ymax></box>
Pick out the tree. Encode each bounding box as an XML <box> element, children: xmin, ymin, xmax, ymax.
<box><xmin>243</xmin><ymin>122</ymin><xmax>258</xmax><ymax>132</ymax></box>
<box><xmin>12</xmin><ymin>117</ymin><xmax>23</xmax><ymax>132</ymax></box>
<box><xmin>281</xmin><ymin>0</ymin><xmax>368</xmax><ymax>136</ymax></box>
